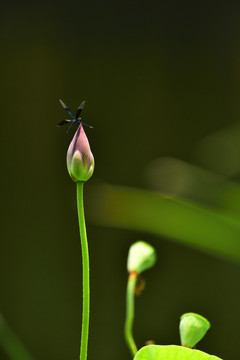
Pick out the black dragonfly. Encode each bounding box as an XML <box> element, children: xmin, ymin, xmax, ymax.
<box><xmin>57</xmin><ymin>99</ymin><xmax>93</xmax><ymax>133</ymax></box>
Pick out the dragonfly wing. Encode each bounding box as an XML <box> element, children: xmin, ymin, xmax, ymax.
<box><xmin>57</xmin><ymin>119</ymin><xmax>72</xmax><ymax>127</ymax></box>
<box><xmin>81</xmin><ymin>121</ymin><xmax>93</xmax><ymax>129</ymax></box>
<box><xmin>76</xmin><ymin>100</ymin><xmax>86</xmax><ymax>118</ymax></box>
<box><xmin>59</xmin><ymin>99</ymin><xmax>75</xmax><ymax>119</ymax></box>
<box><xmin>67</xmin><ymin>121</ymin><xmax>76</xmax><ymax>134</ymax></box>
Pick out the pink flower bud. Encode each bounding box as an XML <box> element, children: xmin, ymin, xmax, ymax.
<box><xmin>67</xmin><ymin>124</ymin><xmax>94</xmax><ymax>182</ymax></box>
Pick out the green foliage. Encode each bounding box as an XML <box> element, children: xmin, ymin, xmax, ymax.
<box><xmin>0</xmin><ymin>314</ymin><xmax>34</xmax><ymax>360</ymax></box>
<box><xmin>134</xmin><ymin>345</ymin><xmax>222</xmax><ymax>360</ymax></box>
<box><xmin>88</xmin><ymin>184</ymin><xmax>240</xmax><ymax>262</ymax></box>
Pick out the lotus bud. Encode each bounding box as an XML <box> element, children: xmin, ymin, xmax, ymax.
<box><xmin>67</xmin><ymin>124</ymin><xmax>94</xmax><ymax>182</ymax></box>
<box><xmin>127</xmin><ymin>241</ymin><xmax>157</xmax><ymax>274</ymax></box>
<box><xmin>179</xmin><ymin>312</ymin><xmax>211</xmax><ymax>348</ymax></box>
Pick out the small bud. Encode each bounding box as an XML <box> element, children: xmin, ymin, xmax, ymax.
<box><xmin>67</xmin><ymin>124</ymin><xmax>94</xmax><ymax>182</ymax></box>
<box><xmin>179</xmin><ymin>312</ymin><xmax>211</xmax><ymax>348</ymax></box>
<box><xmin>127</xmin><ymin>241</ymin><xmax>157</xmax><ymax>274</ymax></box>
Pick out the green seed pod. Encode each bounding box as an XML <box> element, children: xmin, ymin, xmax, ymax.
<box><xmin>127</xmin><ymin>241</ymin><xmax>156</xmax><ymax>274</ymax></box>
<box><xmin>179</xmin><ymin>312</ymin><xmax>211</xmax><ymax>348</ymax></box>
<box><xmin>67</xmin><ymin>124</ymin><xmax>94</xmax><ymax>182</ymax></box>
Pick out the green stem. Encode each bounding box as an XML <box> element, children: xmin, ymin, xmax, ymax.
<box><xmin>0</xmin><ymin>314</ymin><xmax>34</xmax><ymax>360</ymax></box>
<box><xmin>76</xmin><ymin>181</ymin><xmax>90</xmax><ymax>360</ymax></box>
<box><xmin>125</xmin><ymin>273</ymin><xmax>138</xmax><ymax>357</ymax></box>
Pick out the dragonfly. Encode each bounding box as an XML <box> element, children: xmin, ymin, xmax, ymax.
<box><xmin>57</xmin><ymin>99</ymin><xmax>93</xmax><ymax>133</ymax></box>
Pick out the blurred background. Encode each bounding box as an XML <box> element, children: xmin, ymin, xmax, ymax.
<box><xmin>1</xmin><ymin>0</ymin><xmax>240</xmax><ymax>359</ymax></box>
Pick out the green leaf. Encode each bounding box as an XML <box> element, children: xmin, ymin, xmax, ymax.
<box><xmin>134</xmin><ymin>345</ymin><xmax>222</xmax><ymax>360</ymax></box>
<box><xmin>87</xmin><ymin>184</ymin><xmax>240</xmax><ymax>263</ymax></box>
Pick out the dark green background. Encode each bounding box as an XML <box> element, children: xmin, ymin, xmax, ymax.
<box><xmin>1</xmin><ymin>1</ymin><xmax>240</xmax><ymax>359</ymax></box>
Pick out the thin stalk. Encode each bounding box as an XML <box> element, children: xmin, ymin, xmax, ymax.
<box><xmin>0</xmin><ymin>314</ymin><xmax>34</xmax><ymax>360</ymax></box>
<box><xmin>76</xmin><ymin>181</ymin><xmax>90</xmax><ymax>360</ymax></box>
<box><xmin>125</xmin><ymin>272</ymin><xmax>138</xmax><ymax>357</ymax></box>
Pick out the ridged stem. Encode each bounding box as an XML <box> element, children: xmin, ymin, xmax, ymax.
<box><xmin>76</xmin><ymin>181</ymin><xmax>90</xmax><ymax>360</ymax></box>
